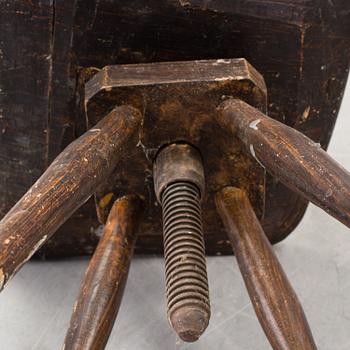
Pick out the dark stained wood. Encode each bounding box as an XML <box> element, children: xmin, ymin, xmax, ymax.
<box><xmin>218</xmin><ymin>98</ymin><xmax>350</xmax><ymax>229</ymax></box>
<box><xmin>0</xmin><ymin>106</ymin><xmax>142</xmax><ymax>291</ymax></box>
<box><xmin>0</xmin><ymin>1</ymin><xmax>349</xmax><ymax>256</ymax></box>
<box><xmin>0</xmin><ymin>1</ymin><xmax>54</xmax><ymax>216</ymax></box>
<box><xmin>85</xmin><ymin>59</ymin><xmax>266</xmax><ymax>256</ymax></box>
<box><xmin>63</xmin><ymin>195</ymin><xmax>144</xmax><ymax>350</ymax></box>
<box><xmin>216</xmin><ymin>187</ymin><xmax>317</xmax><ymax>350</ymax></box>
<box><xmin>47</xmin><ymin>0</ymin><xmax>79</xmax><ymax>164</ymax></box>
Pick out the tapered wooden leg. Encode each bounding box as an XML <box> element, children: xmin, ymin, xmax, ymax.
<box><xmin>216</xmin><ymin>187</ymin><xmax>317</xmax><ymax>350</ymax></box>
<box><xmin>0</xmin><ymin>106</ymin><xmax>142</xmax><ymax>291</ymax></box>
<box><xmin>217</xmin><ymin>98</ymin><xmax>350</xmax><ymax>228</ymax></box>
<box><xmin>63</xmin><ymin>195</ymin><xmax>144</xmax><ymax>350</ymax></box>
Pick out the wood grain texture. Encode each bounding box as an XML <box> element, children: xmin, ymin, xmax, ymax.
<box><xmin>0</xmin><ymin>1</ymin><xmax>349</xmax><ymax>256</ymax></box>
<box><xmin>63</xmin><ymin>195</ymin><xmax>144</xmax><ymax>350</ymax></box>
<box><xmin>216</xmin><ymin>187</ymin><xmax>317</xmax><ymax>350</ymax></box>
<box><xmin>85</xmin><ymin>58</ymin><xmax>266</xmax><ymax>256</ymax></box>
<box><xmin>0</xmin><ymin>1</ymin><xmax>53</xmax><ymax>216</ymax></box>
<box><xmin>0</xmin><ymin>106</ymin><xmax>142</xmax><ymax>291</ymax></box>
<box><xmin>218</xmin><ymin>98</ymin><xmax>350</xmax><ymax>229</ymax></box>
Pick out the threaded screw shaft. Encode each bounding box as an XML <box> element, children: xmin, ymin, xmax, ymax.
<box><xmin>153</xmin><ymin>143</ymin><xmax>210</xmax><ymax>342</ymax></box>
<box><xmin>161</xmin><ymin>180</ymin><xmax>210</xmax><ymax>342</ymax></box>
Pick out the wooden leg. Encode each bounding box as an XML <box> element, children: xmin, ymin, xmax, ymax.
<box><xmin>217</xmin><ymin>98</ymin><xmax>350</xmax><ymax>228</ymax></box>
<box><xmin>0</xmin><ymin>106</ymin><xmax>142</xmax><ymax>291</ymax></box>
<box><xmin>216</xmin><ymin>187</ymin><xmax>317</xmax><ymax>350</ymax></box>
<box><xmin>63</xmin><ymin>195</ymin><xmax>144</xmax><ymax>350</ymax></box>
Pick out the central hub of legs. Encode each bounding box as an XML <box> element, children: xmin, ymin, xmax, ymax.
<box><xmin>153</xmin><ymin>143</ymin><xmax>210</xmax><ymax>342</ymax></box>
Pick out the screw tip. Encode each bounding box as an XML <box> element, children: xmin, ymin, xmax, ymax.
<box><xmin>170</xmin><ymin>305</ymin><xmax>210</xmax><ymax>342</ymax></box>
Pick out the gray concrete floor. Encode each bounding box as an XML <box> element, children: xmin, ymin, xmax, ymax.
<box><xmin>0</xmin><ymin>81</ymin><xmax>350</xmax><ymax>349</ymax></box>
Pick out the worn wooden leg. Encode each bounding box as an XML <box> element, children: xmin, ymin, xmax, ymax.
<box><xmin>63</xmin><ymin>195</ymin><xmax>144</xmax><ymax>350</ymax></box>
<box><xmin>216</xmin><ymin>187</ymin><xmax>317</xmax><ymax>350</ymax></box>
<box><xmin>217</xmin><ymin>98</ymin><xmax>350</xmax><ymax>228</ymax></box>
<box><xmin>0</xmin><ymin>106</ymin><xmax>142</xmax><ymax>291</ymax></box>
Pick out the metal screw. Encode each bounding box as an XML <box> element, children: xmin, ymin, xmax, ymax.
<box><xmin>154</xmin><ymin>143</ymin><xmax>210</xmax><ymax>342</ymax></box>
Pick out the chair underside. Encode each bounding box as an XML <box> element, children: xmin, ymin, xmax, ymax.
<box><xmin>0</xmin><ymin>1</ymin><xmax>349</xmax><ymax>349</ymax></box>
<box><xmin>0</xmin><ymin>0</ymin><xmax>349</xmax><ymax>256</ymax></box>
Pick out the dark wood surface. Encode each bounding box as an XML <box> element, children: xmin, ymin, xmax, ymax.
<box><xmin>218</xmin><ymin>99</ymin><xmax>350</xmax><ymax>229</ymax></box>
<box><xmin>0</xmin><ymin>1</ymin><xmax>349</xmax><ymax>256</ymax></box>
<box><xmin>85</xmin><ymin>59</ymin><xmax>266</xmax><ymax>255</ymax></box>
<box><xmin>0</xmin><ymin>106</ymin><xmax>142</xmax><ymax>291</ymax></box>
<box><xmin>216</xmin><ymin>187</ymin><xmax>317</xmax><ymax>350</ymax></box>
<box><xmin>63</xmin><ymin>195</ymin><xmax>144</xmax><ymax>350</ymax></box>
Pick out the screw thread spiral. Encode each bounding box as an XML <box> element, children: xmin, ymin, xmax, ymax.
<box><xmin>161</xmin><ymin>181</ymin><xmax>210</xmax><ymax>342</ymax></box>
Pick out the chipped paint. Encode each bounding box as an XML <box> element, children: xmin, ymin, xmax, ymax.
<box><xmin>216</xmin><ymin>59</ymin><xmax>231</xmax><ymax>64</ymax></box>
<box><xmin>249</xmin><ymin>119</ymin><xmax>261</xmax><ymax>130</ymax></box>
<box><xmin>250</xmin><ymin>144</ymin><xmax>265</xmax><ymax>169</ymax></box>
<box><xmin>214</xmin><ymin>75</ymin><xmax>243</xmax><ymax>81</ymax></box>
<box><xmin>27</xmin><ymin>235</ymin><xmax>48</xmax><ymax>262</ymax></box>
<box><xmin>301</xmin><ymin>106</ymin><xmax>311</xmax><ymax>123</ymax></box>
<box><xmin>250</xmin><ymin>144</ymin><xmax>256</xmax><ymax>158</ymax></box>
<box><xmin>179</xmin><ymin>0</ymin><xmax>190</xmax><ymax>6</ymax></box>
<box><xmin>212</xmin><ymin>59</ymin><xmax>232</xmax><ymax>65</ymax></box>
